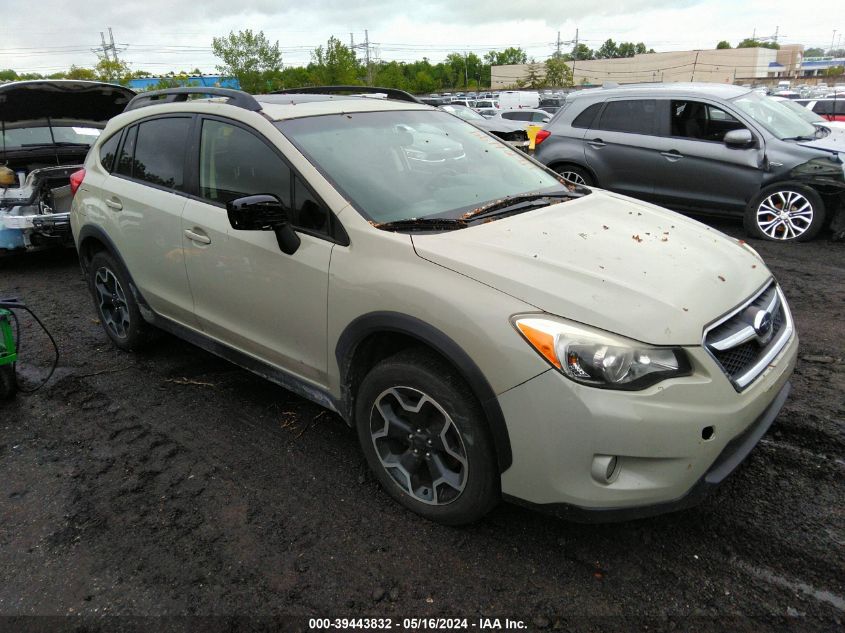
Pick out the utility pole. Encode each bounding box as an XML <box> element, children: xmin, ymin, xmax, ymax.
<box><xmin>464</xmin><ymin>52</ymin><xmax>469</xmax><ymax>88</ymax></box>
<box><xmin>350</xmin><ymin>33</ymin><xmax>354</xmax><ymax>51</ymax></box>
<box><xmin>555</xmin><ymin>31</ymin><xmax>562</xmax><ymax>57</ymax></box>
<box><xmin>773</xmin><ymin>26</ymin><xmax>779</xmax><ymax>45</ymax></box>
<box><xmin>99</xmin><ymin>32</ymin><xmax>111</xmax><ymax>62</ymax></box>
<box><xmin>832</xmin><ymin>30</ymin><xmax>838</xmax><ymax>55</ymax></box>
<box><xmin>108</xmin><ymin>27</ymin><xmax>120</xmax><ymax>63</ymax></box>
<box><xmin>365</xmin><ymin>29</ymin><xmax>372</xmax><ymax>85</ymax></box>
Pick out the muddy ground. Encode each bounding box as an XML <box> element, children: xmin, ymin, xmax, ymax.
<box><xmin>0</xmin><ymin>220</ymin><xmax>843</xmax><ymax>633</ymax></box>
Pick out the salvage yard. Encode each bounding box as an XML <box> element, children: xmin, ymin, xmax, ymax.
<box><xmin>0</xmin><ymin>220</ymin><xmax>843</xmax><ymax>630</ymax></box>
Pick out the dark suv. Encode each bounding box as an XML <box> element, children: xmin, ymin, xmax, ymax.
<box><xmin>533</xmin><ymin>83</ymin><xmax>845</xmax><ymax>241</ymax></box>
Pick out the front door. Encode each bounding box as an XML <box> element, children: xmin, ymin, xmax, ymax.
<box><xmin>649</xmin><ymin>99</ymin><xmax>763</xmax><ymax>214</ymax></box>
<box><xmin>181</xmin><ymin>117</ymin><xmax>334</xmax><ymax>385</ymax></box>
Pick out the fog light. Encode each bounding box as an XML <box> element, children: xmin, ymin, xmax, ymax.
<box><xmin>591</xmin><ymin>455</ymin><xmax>619</xmax><ymax>484</ymax></box>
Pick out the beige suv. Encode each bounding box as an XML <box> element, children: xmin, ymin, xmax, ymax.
<box><xmin>70</xmin><ymin>87</ymin><xmax>798</xmax><ymax>525</ymax></box>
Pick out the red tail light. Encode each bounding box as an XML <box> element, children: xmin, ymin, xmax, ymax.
<box><xmin>534</xmin><ymin>129</ymin><xmax>551</xmax><ymax>146</ymax></box>
<box><xmin>69</xmin><ymin>168</ymin><xmax>86</xmax><ymax>196</ymax></box>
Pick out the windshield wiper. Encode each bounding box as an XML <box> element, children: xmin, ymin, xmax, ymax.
<box><xmin>781</xmin><ymin>135</ymin><xmax>816</xmax><ymax>141</ymax></box>
<box><xmin>19</xmin><ymin>142</ymin><xmax>92</xmax><ymax>148</ymax></box>
<box><xmin>373</xmin><ymin>217</ymin><xmax>467</xmax><ymax>232</ymax></box>
<box><xmin>463</xmin><ymin>191</ymin><xmax>581</xmax><ymax>221</ymax></box>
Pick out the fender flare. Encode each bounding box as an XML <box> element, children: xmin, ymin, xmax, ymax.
<box><xmin>76</xmin><ymin>225</ymin><xmax>152</xmax><ymax>314</ymax></box>
<box><xmin>336</xmin><ymin>311</ymin><xmax>513</xmax><ymax>473</ymax></box>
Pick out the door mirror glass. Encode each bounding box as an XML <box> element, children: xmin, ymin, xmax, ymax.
<box><xmin>227</xmin><ymin>194</ymin><xmax>301</xmax><ymax>255</ymax></box>
<box><xmin>724</xmin><ymin>128</ymin><xmax>754</xmax><ymax>148</ymax></box>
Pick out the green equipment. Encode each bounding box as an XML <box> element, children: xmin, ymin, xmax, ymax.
<box><xmin>0</xmin><ymin>305</ymin><xmax>16</xmax><ymax>399</ymax></box>
<box><xmin>0</xmin><ymin>298</ymin><xmax>59</xmax><ymax>399</ymax></box>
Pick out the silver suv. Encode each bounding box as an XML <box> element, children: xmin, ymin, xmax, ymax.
<box><xmin>71</xmin><ymin>87</ymin><xmax>798</xmax><ymax>524</ymax></box>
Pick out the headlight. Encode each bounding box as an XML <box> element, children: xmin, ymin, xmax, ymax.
<box><xmin>513</xmin><ymin>317</ymin><xmax>691</xmax><ymax>390</ymax></box>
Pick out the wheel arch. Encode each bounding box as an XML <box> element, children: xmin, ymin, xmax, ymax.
<box><xmin>335</xmin><ymin>312</ymin><xmax>513</xmax><ymax>473</ymax></box>
<box><xmin>546</xmin><ymin>160</ymin><xmax>598</xmax><ymax>186</ymax></box>
<box><xmin>76</xmin><ymin>225</ymin><xmax>153</xmax><ymax>315</ymax></box>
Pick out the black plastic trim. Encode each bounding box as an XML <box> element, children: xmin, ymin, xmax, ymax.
<box><xmin>272</xmin><ymin>86</ymin><xmax>422</xmax><ymax>104</ymax></box>
<box><xmin>148</xmin><ymin>313</ymin><xmax>340</xmax><ymax>413</ymax></box>
<box><xmin>504</xmin><ymin>381</ymin><xmax>791</xmax><ymax>523</ymax></box>
<box><xmin>335</xmin><ymin>311</ymin><xmax>513</xmax><ymax>473</ymax></box>
<box><xmin>75</xmin><ymin>225</ymin><xmax>152</xmax><ymax>314</ymax></box>
<box><xmin>125</xmin><ymin>87</ymin><xmax>262</xmax><ymax>112</ymax></box>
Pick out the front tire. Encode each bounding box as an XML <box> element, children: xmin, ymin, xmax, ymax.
<box><xmin>355</xmin><ymin>349</ymin><xmax>499</xmax><ymax>525</ymax></box>
<box><xmin>744</xmin><ymin>185</ymin><xmax>825</xmax><ymax>242</ymax></box>
<box><xmin>88</xmin><ymin>251</ymin><xmax>152</xmax><ymax>351</ymax></box>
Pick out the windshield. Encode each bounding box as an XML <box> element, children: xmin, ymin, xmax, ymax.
<box><xmin>775</xmin><ymin>99</ymin><xmax>825</xmax><ymax>124</ymax></box>
<box><xmin>277</xmin><ymin>110</ymin><xmax>566</xmax><ymax>223</ymax></box>
<box><xmin>730</xmin><ymin>92</ymin><xmax>818</xmax><ymax>139</ymax></box>
<box><xmin>440</xmin><ymin>104</ymin><xmax>486</xmax><ymax>122</ymax></box>
<box><xmin>0</xmin><ymin>119</ymin><xmax>102</xmax><ymax>149</ymax></box>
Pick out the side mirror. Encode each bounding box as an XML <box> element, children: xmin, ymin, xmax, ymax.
<box><xmin>227</xmin><ymin>194</ymin><xmax>300</xmax><ymax>255</ymax></box>
<box><xmin>724</xmin><ymin>129</ymin><xmax>754</xmax><ymax>148</ymax></box>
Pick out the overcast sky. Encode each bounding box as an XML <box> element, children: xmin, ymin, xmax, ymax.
<box><xmin>1</xmin><ymin>0</ymin><xmax>842</xmax><ymax>75</ymax></box>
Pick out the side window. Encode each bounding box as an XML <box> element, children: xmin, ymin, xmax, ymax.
<box><xmin>115</xmin><ymin>125</ymin><xmax>137</xmax><ymax>178</ymax></box>
<box><xmin>595</xmin><ymin>100</ymin><xmax>657</xmax><ymax>135</ymax></box>
<box><xmin>502</xmin><ymin>111</ymin><xmax>520</xmax><ymax>120</ymax></box>
<box><xmin>811</xmin><ymin>102</ymin><xmax>830</xmax><ymax>115</ymax></box>
<box><xmin>532</xmin><ymin>112</ymin><xmax>549</xmax><ymax>123</ymax></box>
<box><xmin>670</xmin><ymin>100</ymin><xmax>745</xmax><ymax>142</ymax></box>
<box><xmin>133</xmin><ymin>118</ymin><xmax>191</xmax><ymax>191</ymax></box>
<box><xmin>98</xmin><ymin>132</ymin><xmax>122</xmax><ymax>172</ymax></box>
<box><xmin>835</xmin><ymin>102</ymin><xmax>845</xmax><ymax>115</ymax></box>
<box><xmin>571</xmin><ymin>103</ymin><xmax>603</xmax><ymax>129</ymax></box>
<box><xmin>199</xmin><ymin>119</ymin><xmax>292</xmax><ymax>208</ymax></box>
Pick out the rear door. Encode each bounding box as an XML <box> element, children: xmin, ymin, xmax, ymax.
<box><xmin>104</xmin><ymin>116</ymin><xmax>198</xmax><ymax>327</ymax></box>
<box><xmin>583</xmin><ymin>98</ymin><xmax>662</xmax><ymax>199</ymax></box>
<box><xmin>180</xmin><ymin>116</ymin><xmax>335</xmax><ymax>385</ymax></box>
<box><xmin>649</xmin><ymin>99</ymin><xmax>763</xmax><ymax>214</ymax></box>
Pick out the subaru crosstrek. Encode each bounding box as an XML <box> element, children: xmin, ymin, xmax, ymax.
<box><xmin>70</xmin><ymin>87</ymin><xmax>798</xmax><ymax>524</ymax></box>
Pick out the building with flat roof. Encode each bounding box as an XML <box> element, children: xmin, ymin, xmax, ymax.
<box><xmin>492</xmin><ymin>46</ymin><xmax>804</xmax><ymax>88</ymax></box>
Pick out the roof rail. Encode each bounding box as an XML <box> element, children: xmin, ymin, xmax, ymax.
<box><xmin>124</xmin><ymin>87</ymin><xmax>262</xmax><ymax>112</ymax></box>
<box><xmin>272</xmin><ymin>85</ymin><xmax>423</xmax><ymax>104</ymax></box>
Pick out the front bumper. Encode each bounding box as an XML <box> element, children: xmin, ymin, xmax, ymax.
<box><xmin>498</xmin><ymin>332</ymin><xmax>797</xmax><ymax>521</ymax></box>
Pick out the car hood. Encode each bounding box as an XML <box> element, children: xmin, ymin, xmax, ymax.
<box><xmin>0</xmin><ymin>80</ymin><xmax>134</xmax><ymax>124</ymax></box>
<box><xmin>795</xmin><ymin>133</ymin><xmax>845</xmax><ymax>153</ymax></box>
<box><xmin>412</xmin><ymin>191</ymin><xmax>770</xmax><ymax>346</ymax></box>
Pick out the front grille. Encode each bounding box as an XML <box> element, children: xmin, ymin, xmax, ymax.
<box><xmin>704</xmin><ymin>282</ymin><xmax>793</xmax><ymax>391</ymax></box>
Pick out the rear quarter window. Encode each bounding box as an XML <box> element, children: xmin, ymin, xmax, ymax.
<box><xmin>98</xmin><ymin>132</ymin><xmax>122</xmax><ymax>172</ymax></box>
<box><xmin>571</xmin><ymin>102</ymin><xmax>603</xmax><ymax>129</ymax></box>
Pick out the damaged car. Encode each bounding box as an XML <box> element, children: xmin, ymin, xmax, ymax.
<box><xmin>0</xmin><ymin>80</ymin><xmax>134</xmax><ymax>253</ymax></box>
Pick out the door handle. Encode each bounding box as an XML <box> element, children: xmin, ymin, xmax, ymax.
<box><xmin>587</xmin><ymin>138</ymin><xmax>606</xmax><ymax>148</ymax></box>
<box><xmin>104</xmin><ymin>197</ymin><xmax>123</xmax><ymax>210</ymax></box>
<box><xmin>184</xmin><ymin>228</ymin><xmax>211</xmax><ymax>245</ymax></box>
<box><xmin>660</xmin><ymin>150</ymin><xmax>684</xmax><ymax>161</ymax></box>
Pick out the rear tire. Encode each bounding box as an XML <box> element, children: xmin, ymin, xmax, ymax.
<box><xmin>355</xmin><ymin>348</ymin><xmax>500</xmax><ymax>525</ymax></box>
<box><xmin>88</xmin><ymin>251</ymin><xmax>152</xmax><ymax>351</ymax></box>
<box><xmin>744</xmin><ymin>185</ymin><xmax>825</xmax><ymax>242</ymax></box>
<box><xmin>552</xmin><ymin>164</ymin><xmax>594</xmax><ymax>187</ymax></box>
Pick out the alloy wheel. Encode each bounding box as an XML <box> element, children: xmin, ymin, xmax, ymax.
<box><xmin>560</xmin><ymin>170</ymin><xmax>587</xmax><ymax>186</ymax></box>
<box><xmin>370</xmin><ymin>386</ymin><xmax>468</xmax><ymax>505</ymax></box>
<box><xmin>756</xmin><ymin>190</ymin><xmax>814</xmax><ymax>240</ymax></box>
<box><xmin>94</xmin><ymin>267</ymin><xmax>130</xmax><ymax>339</ymax></box>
